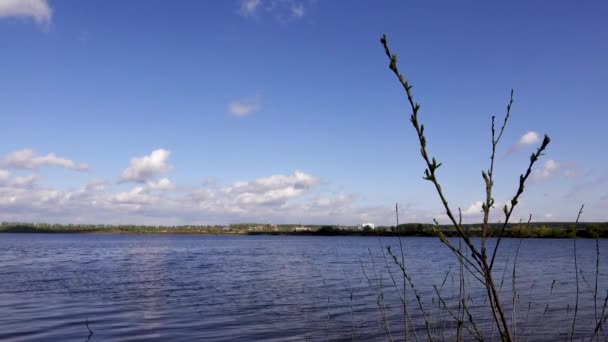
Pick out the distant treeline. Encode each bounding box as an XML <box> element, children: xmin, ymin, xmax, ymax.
<box><xmin>301</xmin><ymin>222</ymin><xmax>608</xmax><ymax>238</ymax></box>
<box><xmin>0</xmin><ymin>222</ymin><xmax>320</xmax><ymax>234</ymax></box>
<box><xmin>0</xmin><ymin>223</ymin><xmax>235</xmax><ymax>234</ymax></box>
<box><xmin>251</xmin><ymin>222</ymin><xmax>608</xmax><ymax>238</ymax></box>
<box><xmin>2</xmin><ymin>221</ymin><xmax>608</xmax><ymax>238</ymax></box>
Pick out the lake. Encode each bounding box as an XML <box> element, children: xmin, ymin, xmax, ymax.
<box><xmin>0</xmin><ymin>234</ymin><xmax>606</xmax><ymax>341</ymax></box>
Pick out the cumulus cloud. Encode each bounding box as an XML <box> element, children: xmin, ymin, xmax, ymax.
<box><xmin>10</xmin><ymin>174</ymin><xmax>38</xmax><ymax>187</ymax></box>
<box><xmin>290</xmin><ymin>3</ymin><xmax>304</xmax><ymax>18</ymax></box>
<box><xmin>223</xmin><ymin>170</ymin><xmax>318</xmax><ymax>205</ymax></box>
<box><xmin>238</xmin><ymin>0</ymin><xmax>261</xmax><ymax>16</ymax></box>
<box><xmin>1</xmin><ymin>161</ymin><xmax>605</xmax><ymax>224</ymax></box>
<box><xmin>2</xmin><ymin>149</ymin><xmax>89</xmax><ymax>171</ymax></box>
<box><xmin>458</xmin><ymin>200</ymin><xmax>510</xmax><ymax>222</ymax></box>
<box><xmin>0</xmin><ymin>172</ymin><xmax>39</xmax><ymax>188</ymax></box>
<box><xmin>228</xmin><ymin>102</ymin><xmax>257</xmax><ymax>116</ymax></box>
<box><xmin>228</xmin><ymin>95</ymin><xmax>261</xmax><ymax>116</ymax></box>
<box><xmin>462</xmin><ymin>201</ymin><xmax>484</xmax><ymax>217</ymax></box>
<box><xmin>532</xmin><ymin>159</ymin><xmax>559</xmax><ymax>181</ymax></box>
<box><xmin>0</xmin><ymin>0</ymin><xmax>52</xmax><ymax>25</ymax></box>
<box><xmin>529</xmin><ymin>159</ymin><xmax>577</xmax><ymax>182</ymax></box>
<box><xmin>63</xmin><ymin>179</ymin><xmax>106</xmax><ymax>202</ymax></box>
<box><xmin>147</xmin><ymin>178</ymin><xmax>173</xmax><ymax>191</ymax></box>
<box><xmin>121</xmin><ymin>149</ymin><xmax>173</xmax><ymax>182</ymax></box>
<box><xmin>506</xmin><ymin>131</ymin><xmax>540</xmax><ymax>155</ymax></box>
<box><xmin>238</xmin><ymin>0</ymin><xmax>307</xmax><ymax>22</ymax></box>
<box><xmin>518</xmin><ymin>131</ymin><xmax>541</xmax><ymax>145</ymax></box>
<box><xmin>113</xmin><ymin>186</ymin><xmax>150</xmax><ymax>205</ymax></box>
<box><xmin>0</xmin><ymin>168</ymin><xmax>404</xmax><ymax>225</ymax></box>
<box><xmin>112</xmin><ymin>178</ymin><xmax>173</xmax><ymax>206</ymax></box>
<box><xmin>312</xmin><ymin>194</ymin><xmax>354</xmax><ymax>208</ymax></box>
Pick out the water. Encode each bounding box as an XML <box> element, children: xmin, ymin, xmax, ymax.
<box><xmin>0</xmin><ymin>234</ymin><xmax>606</xmax><ymax>341</ymax></box>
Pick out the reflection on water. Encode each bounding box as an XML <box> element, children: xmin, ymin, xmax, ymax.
<box><xmin>0</xmin><ymin>234</ymin><xmax>606</xmax><ymax>341</ymax></box>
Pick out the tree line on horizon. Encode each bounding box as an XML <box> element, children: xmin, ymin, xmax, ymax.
<box><xmin>1</xmin><ymin>221</ymin><xmax>607</xmax><ymax>238</ymax></box>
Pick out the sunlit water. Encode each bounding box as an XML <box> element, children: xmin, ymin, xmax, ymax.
<box><xmin>0</xmin><ymin>234</ymin><xmax>606</xmax><ymax>341</ymax></box>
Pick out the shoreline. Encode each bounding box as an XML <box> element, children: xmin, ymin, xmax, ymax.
<box><xmin>1</xmin><ymin>222</ymin><xmax>607</xmax><ymax>238</ymax></box>
<box><xmin>1</xmin><ymin>227</ymin><xmax>607</xmax><ymax>239</ymax></box>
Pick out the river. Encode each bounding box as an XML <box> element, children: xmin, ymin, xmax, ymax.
<box><xmin>0</xmin><ymin>234</ymin><xmax>606</xmax><ymax>341</ymax></box>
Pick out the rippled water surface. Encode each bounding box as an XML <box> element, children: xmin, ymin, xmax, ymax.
<box><xmin>1</xmin><ymin>234</ymin><xmax>607</xmax><ymax>341</ymax></box>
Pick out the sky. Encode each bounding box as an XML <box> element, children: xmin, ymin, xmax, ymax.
<box><xmin>0</xmin><ymin>0</ymin><xmax>606</xmax><ymax>225</ymax></box>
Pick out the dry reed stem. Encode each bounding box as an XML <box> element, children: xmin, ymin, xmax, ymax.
<box><xmin>85</xmin><ymin>317</ymin><xmax>93</xmax><ymax>342</ymax></box>
<box><xmin>368</xmin><ymin>248</ymin><xmax>393</xmax><ymax>341</ymax></box>
<box><xmin>594</xmin><ymin>235</ymin><xmax>600</xmax><ymax>342</ymax></box>
<box><xmin>591</xmin><ymin>290</ymin><xmax>608</xmax><ymax>340</ymax></box>
<box><xmin>385</xmin><ymin>246</ymin><xmax>433</xmax><ymax>341</ymax></box>
<box><xmin>570</xmin><ymin>205</ymin><xmax>584</xmax><ymax>341</ymax></box>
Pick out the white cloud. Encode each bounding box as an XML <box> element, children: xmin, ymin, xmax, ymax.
<box><xmin>223</xmin><ymin>170</ymin><xmax>318</xmax><ymax>205</ymax></box>
<box><xmin>238</xmin><ymin>0</ymin><xmax>308</xmax><ymax>22</ymax></box>
<box><xmin>533</xmin><ymin>159</ymin><xmax>559</xmax><ymax>181</ymax></box>
<box><xmin>457</xmin><ymin>200</ymin><xmax>511</xmax><ymax>222</ymax></box>
<box><xmin>238</xmin><ymin>0</ymin><xmax>261</xmax><ymax>16</ymax></box>
<box><xmin>228</xmin><ymin>95</ymin><xmax>260</xmax><ymax>116</ymax></box>
<box><xmin>10</xmin><ymin>174</ymin><xmax>38</xmax><ymax>187</ymax></box>
<box><xmin>462</xmin><ymin>201</ymin><xmax>484</xmax><ymax>217</ymax></box>
<box><xmin>291</xmin><ymin>4</ymin><xmax>304</xmax><ymax>18</ymax></box>
<box><xmin>113</xmin><ymin>178</ymin><xmax>173</xmax><ymax>207</ymax></box>
<box><xmin>63</xmin><ymin>179</ymin><xmax>106</xmax><ymax>202</ymax></box>
<box><xmin>507</xmin><ymin>131</ymin><xmax>541</xmax><ymax>155</ymax></box>
<box><xmin>2</xmin><ymin>165</ymin><xmax>604</xmax><ymax>225</ymax></box>
<box><xmin>0</xmin><ymin>171</ymin><xmax>37</xmax><ymax>188</ymax></box>
<box><xmin>519</xmin><ymin>131</ymin><xmax>541</xmax><ymax>145</ymax></box>
<box><xmin>2</xmin><ymin>149</ymin><xmax>89</xmax><ymax>171</ymax></box>
<box><xmin>0</xmin><ymin>0</ymin><xmax>52</xmax><ymax>25</ymax></box>
<box><xmin>147</xmin><ymin>178</ymin><xmax>173</xmax><ymax>191</ymax></box>
<box><xmin>113</xmin><ymin>186</ymin><xmax>150</xmax><ymax>205</ymax></box>
<box><xmin>0</xmin><ymin>169</ymin><xmax>396</xmax><ymax>225</ymax></box>
<box><xmin>228</xmin><ymin>102</ymin><xmax>257</xmax><ymax>116</ymax></box>
<box><xmin>0</xmin><ymin>172</ymin><xmax>39</xmax><ymax>188</ymax></box>
<box><xmin>121</xmin><ymin>149</ymin><xmax>173</xmax><ymax>182</ymax></box>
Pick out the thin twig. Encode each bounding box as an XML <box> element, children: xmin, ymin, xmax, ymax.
<box><xmin>481</xmin><ymin>91</ymin><xmax>513</xmax><ymax>261</ymax></box>
<box><xmin>432</xmin><ymin>285</ymin><xmax>482</xmax><ymax>341</ymax></box>
<box><xmin>386</xmin><ymin>245</ymin><xmax>433</xmax><ymax>341</ymax></box>
<box><xmin>359</xmin><ymin>257</ymin><xmax>386</xmax><ymax>338</ymax></box>
<box><xmin>591</xmin><ymin>290</ymin><xmax>608</xmax><ymax>340</ymax></box>
<box><xmin>457</xmin><ymin>239</ymin><xmax>466</xmax><ymax>342</ymax></box>
<box><xmin>342</xmin><ymin>269</ymin><xmax>357</xmax><ymax>342</ymax></box>
<box><xmin>369</xmin><ymin>249</ymin><xmax>393</xmax><ymax>341</ymax></box>
<box><xmin>85</xmin><ymin>317</ymin><xmax>93</xmax><ymax>342</ymax></box>
<box><xmin>570</xmin><ymin>205</ymin><xmax>584</xmax><ymax>341</ymax></box>
<box><xmin>395</xmin><ymin>203</ymin><xmax>419</xmax><ymax>342</ymax></box>
<box><xmin>594</xmin><ymin>233</ymin><xmax>600</xmax><ymax>341</ymax></box>
<box><xmin>511</xmin><ymin>216</ymin><xmax>528</xmax><ymax>340</ymax></box>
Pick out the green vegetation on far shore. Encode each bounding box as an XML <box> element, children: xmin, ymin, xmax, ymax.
<box><xmin>1</xmin><ymin>221</ymin><xmax>607</xmax><ymax>238</ymax></box>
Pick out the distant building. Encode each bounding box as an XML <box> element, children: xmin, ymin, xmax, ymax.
<box><xmin>294</xmin><ymin>226</ymin><xmax>311</xmax><ymax>232</ymax></box>
<box><xmin>359</xmin><ymin>223</ymin><xmax>376</xmax><ymax>230</ymax></box>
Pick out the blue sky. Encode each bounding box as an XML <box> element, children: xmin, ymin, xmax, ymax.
<box><xmin>0</xmin><ymin>0</ymin><xmax>606</xmax><ymax>225</ymax></box>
